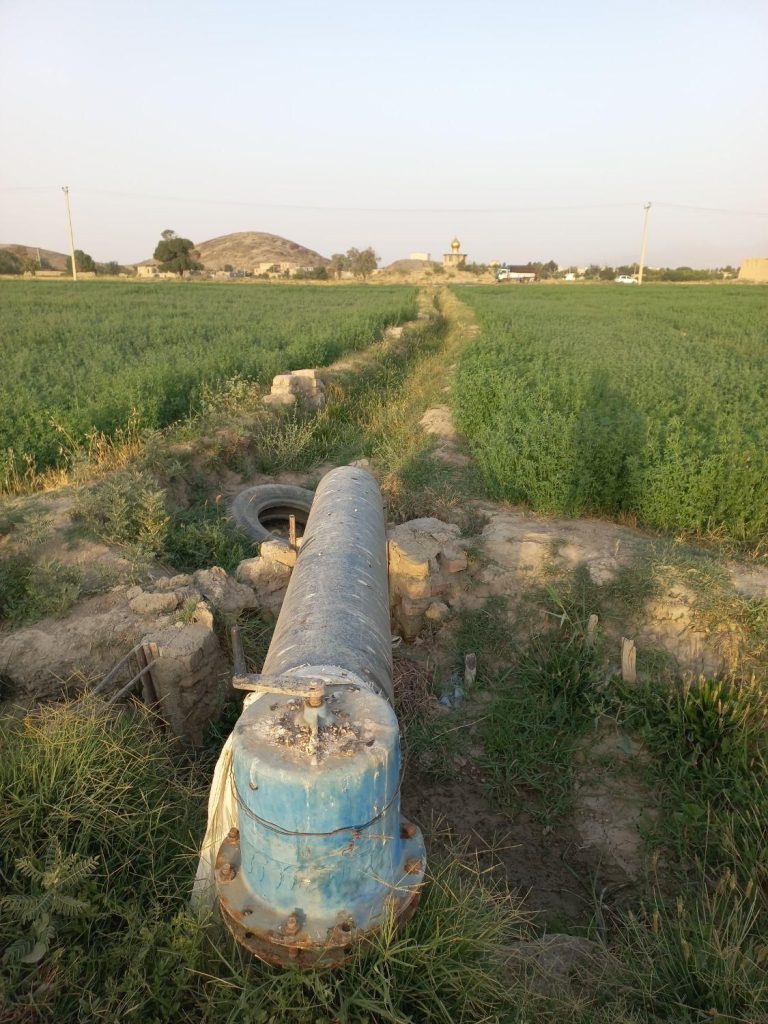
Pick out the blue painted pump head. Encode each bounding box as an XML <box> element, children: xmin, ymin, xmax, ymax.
<box><xmin>215</xmin><ymin>467</ymin><xmax>425</xmax><ymax>968</ymax></box>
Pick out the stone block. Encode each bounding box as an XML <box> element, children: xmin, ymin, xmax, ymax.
<box><xmin>392</xmin><ymin>576</ymin><xmax>432</xmax><ymax>600</ymax></box>
<box><xmin>425</xmin><ymin>601</ymin><xmax>450</xmax><ymax>622</ymax></box>
<box><xmin>292</xmin><ymin>368</ymin><xmax>320</xmax><ymax>381</ymax></box>
<box><xmin>263</xmin><ymin>392</ymin><xmax>297</xmax><ymax>408</ymax></box>
<box><xmin>129</xmin><ymin>591</ymin><xmax>179</xmax><ymax>616</ymax></box>
<box><xmin>259</xmin><ymin>540</ymin><xmax>298</xmax><ymax>568</ymax></box>
<box><xmin>193</xmin><ymin>566</ymin><xmax>258</xmax><ymax>614</ymax></box>
<box><xmin>405</xmin><ymin>516</ymin><xmax>460</xmax><ymax>535</ymax></box>
<box><xmin>236</xmin><ymin>556</ymin><xmax>292</xmax><ymax>594</ymax></box>
<box><xmin>155</xmin><ymin>574</ymin><xmax>193</xmax><ymax>592</ymax></box>
<box><xmin>388</xmin><ymin>538</ymin><xmax>431</xmax><ymax>579</ymax></box>
<box><xmin>401</xmin><ymin>596</ymin><xmax>431</xmax><ymax>616</ymax></box>
<box><xmin>142</xmin><ymin>619</ymin><xmax>228</xmax><ymax>748</ymax></box>
<box><xmin>440</xmin><ymin>547</ymin><xmax>468</xmax><ymax>573</ymax></box>
<box><xmin>271</xmin><ymin>373</ymin><xmax>300</xmax><ymax>393</ymax></box>
<box><xmin>397</xmin><ymin>613</ymin><xmax>424</xmax><ymax>640</ymax></box>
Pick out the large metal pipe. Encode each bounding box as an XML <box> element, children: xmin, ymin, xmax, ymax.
<box><xmin>261</xmin><ymin>466</ymin><xmax>394</xmax><ymax>702</ymax></box>
<box><xmin>215</xmin><ymin>466</ymin><xmax>424</xmax><ymax>967</ymax></box>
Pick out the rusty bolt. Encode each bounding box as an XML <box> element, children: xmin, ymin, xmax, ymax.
<box><xmin>405</xmin><ymin>857</ymin><xmax>422</xmax><ymax>876</ymax></box>
<box><xmin>218</xmin><ymin>861</ymin><xmax>235</xmax><ymax>882</ymax></box>
<box><xmin>284</xmin><ymin>914</ymin><xmax>300</xmax><ymax>935</ymax></box>
<box><xmin>306</xmin><ymin>689</ymin><xmax>324</xmax><ymax>708</ymax></box>
<box><xmin>227</xmin><ymin>826</ymin><xmax>240</xmax><ymax>842</ymax></box>
<box><xmin>400</xmin><ymin>821</ymin><xmax>417</xmax><ymax>840</ymax></box>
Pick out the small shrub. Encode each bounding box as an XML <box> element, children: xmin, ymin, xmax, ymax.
<box><xmin>0</xmin><ymin>555</ymin><xmax>82</xmax><ymax>624</ymax></box>
<box><xmin>163</xmin><ymin>501</ymin><xmax>251</xmax><ymax>573</ymax></box>
<box><xmin>72</xmin><ymin>468</ymin><xmax>169</xmax><ymax>555</ymax></box>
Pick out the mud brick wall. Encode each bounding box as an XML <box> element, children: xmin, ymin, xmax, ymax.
<box><xmin>387</xmin><ymin>518</ymin><xmax>468</xmax><ymax>640</ymax></box>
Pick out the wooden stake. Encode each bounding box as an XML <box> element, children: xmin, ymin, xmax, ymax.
<box><xmin>288</xmin><ymin>514</ymin><xmax>297</xmax><ymax>549</ymax></box>
<box><xmin>141</xmin><ymin>642</ymin><xmax>160</xmax><ymax>704</ymax></box>
<box><xmin>464</xmin><ymin>653</ymin><xmax>477</xmax><ymax>688</ymax></box>
<box><xmin>621</xmin><ymin>637</ymin><xmax>637</xmax><ymax>684</ymax></box>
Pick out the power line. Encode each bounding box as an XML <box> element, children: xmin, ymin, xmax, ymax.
<box><xmin>654</xmin><ymin>203</ymin><xmax>768</xmax><ymax>217</ymax></box>
<box><xmin>3</xmin><ymin>185</ymin><xmax>766</xmax><ymax>217</ymax></box>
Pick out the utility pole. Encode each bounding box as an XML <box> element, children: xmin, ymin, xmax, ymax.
<box><xmin>637</xmin><ymin>202</ymin><xmax>651</xmax><ymax>285</ymax></box>
<box><xmin>62</xmin><ymin>186</ymin><xmax>77</xmax><ymax>281</ymax></box>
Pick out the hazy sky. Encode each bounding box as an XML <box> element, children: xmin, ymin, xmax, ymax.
<box><xmin>1</xmin><ymin>0</ymin><xmax>766</xmax><ymax>267</ymax></box>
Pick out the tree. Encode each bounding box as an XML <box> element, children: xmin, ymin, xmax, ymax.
<box><xmin>346</xmin><ymin>246</ymin><xmax>378</xmax><ymax>279</ymax></box>
<box><xmin>0</xmin><ymin>250</ymin><xmax>22</xmax><ymax>275</ymax></box>
<box><xmin>535</xmin><ymin>260</ymin><xmax>558</xmax><ymax>279</ymax></box>
<box><xmin>153</xmin><ymin>230</ymin><xmax>202</xmax><ymax>276</ymax></box>
<box><xmin>95</xmin><ymin>261</ymin><xmax>120</xmax><ymax>276</ymax></box>
<box><xmin>294</xmin><ymin>266</ymin><xmax>328</xmax><ymax>280</ymax></box>
<box><xmin>66</xmin><ymin>250</ymin><xmax>96</xmax><ymax>273</ymax></box>
<box><xmin>328</xmin><ymin>253</ymin><xmax>348</xmax><ymax>280</ymax></box>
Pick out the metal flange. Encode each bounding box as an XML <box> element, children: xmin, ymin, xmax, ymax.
<box><xmin>215</xmin><ymin>819</ymin><xmax>425</xmax><ymax>969</ymax></box>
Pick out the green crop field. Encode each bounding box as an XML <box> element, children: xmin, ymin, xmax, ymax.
<box><xmin>0</xmin><ymin>281</ymin><xmax>417</xmax><ymax>487</ymax></box>
<box><xmin>454</xmin><ymin>285</ymin><xmax>768</xmax><ymax>548</ymax></box>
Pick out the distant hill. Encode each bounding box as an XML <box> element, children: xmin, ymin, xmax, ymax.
<box><xmin>193</xmin><ymin>232</ymin><xmax>328</xmax><ymax>271</ymax></box>
<box><xmin>0</xmin><ymin>243</ymin><xmax>69</xmax><ymax>270</ymax></box>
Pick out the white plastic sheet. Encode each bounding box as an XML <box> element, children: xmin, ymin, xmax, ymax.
<box><xmin>191</xmin><ymin>691</ymin><xmax>259</xmax><ymax>912</ymax></box>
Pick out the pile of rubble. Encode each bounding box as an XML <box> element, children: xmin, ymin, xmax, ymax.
<box><xmin>235</xmin><ymin>539</ymin><xmax>296</xmax><ymax>620</ymax></box>
<box><xmin>262</xmin><ymin>369</ymin><xmax>325</xmax><ymax>411</ymax></box>
<box><xmin>1</xmin><ymin>517</ymin><xmax>467</xmax><ymax>747</ymax></box>
<box><xmin>233</xmin><ymin>517</ymin><xmax>470</xmax><ymax>640</ymax></box>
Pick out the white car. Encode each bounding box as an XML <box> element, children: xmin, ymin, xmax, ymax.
<box><xmin>614</xmin><ymin>275</ymin><xmax>637</xmax><ymax>284</ymax></box>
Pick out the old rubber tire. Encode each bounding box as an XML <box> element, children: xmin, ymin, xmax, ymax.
<box><xmin>230</xmin><ymin>484</ymin><xmax>315</xmax><ymax>545</ymax></box>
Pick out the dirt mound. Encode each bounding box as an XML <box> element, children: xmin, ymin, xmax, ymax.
<box><xmin>194</xmin><ymin>231</ymin><xmax>328</xmax><ymax>271</ymax></box>
<box><xmin>384</xmin><ymin>259</ymin><xmax>441</xmax><ymax>273</ymax></box>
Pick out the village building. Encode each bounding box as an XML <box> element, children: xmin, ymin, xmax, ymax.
<box><xmin>738</xmin><ymin>257</ymin><xmax>768</xmax><ymax>283</ymax></box>
<box><xmin>136</xmin><ymin>263</ymin><xmax>177</xmax><ymax>279</ymax></box>
<box><xmin>443</xmin><ymin>237</ymin><xmax>467</xmax><ymax>269</ymax></box>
